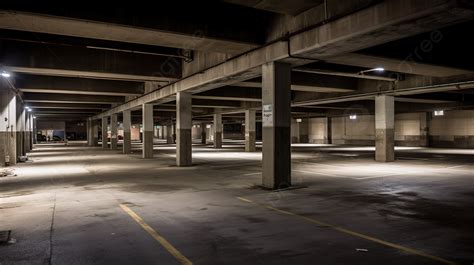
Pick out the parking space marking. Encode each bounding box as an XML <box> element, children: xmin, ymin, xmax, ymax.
<box><xmin>119</xmin><ymin>204</ymin><xmax>193</xmax><ymax>265</ymax></box>
<box><xmin>236</xmin><ymin>197</ymin><xmax>456</xmax><ymax>265</ymax></box>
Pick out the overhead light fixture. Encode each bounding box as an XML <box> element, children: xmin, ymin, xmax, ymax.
<box><xmin>25</xmin><ymin>106</ymin><xmax>31</xmax><ymax>110</ymax></box>
<box><xmin>1</xmin><ymin>71</ymin><xmax>10</xmax><ymax>78</ymax></box>
<box><xmin>434</xmin><ymin>110</ymin><xmax>444</xmax><ymax>116</ymax></box>
<box><xmin>33</xmin><ymin>116</ymin><xmax>36</xmax><ymax>119</ymax></box>
<box><xmin>296</xmin><ymin>118</ymin><xmax>302</xmax><ymax>123</ymax></box>
<box><xmin>349</xmin><ymin>114</ymin><xmax>357</xmax><ymax>120</ymax></box>
<box><xmin>358</xmin><ymin>67</ymin><xmax>385</xmax><ymax>75</ymax></box>
<box><xmin>27</xmin><ymin>109</ymin><xmax>32</xmax><ymax>112</ymax></box>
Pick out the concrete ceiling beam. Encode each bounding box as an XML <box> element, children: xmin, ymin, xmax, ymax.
<box><xmin>0</xmin><ymin>10</ymin><xmax>260</xmax><ymax>54</ymax></box>
<box><xmin>23</xmin><ymin>93</ymin><xmax>125</xmax><ymax>104</ymax></box>
<box><xmin>16</xmin><ymin>75</ymin><xmax>145</xmax><ymax>96</ymax></box>
<box><xmin>92</xmin><ymin>0</ymin><xmax>474</xmax><ymax>119</ymax></box>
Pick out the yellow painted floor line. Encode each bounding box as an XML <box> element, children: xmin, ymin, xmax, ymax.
<box><xmin>236</xmin><ymin>197</ymin><xmax>456</xmax><ymax>265</ymax></box>
<box><xmin>119</xmin><ymin>204</ymin><xmax>193</xmax><ymax>265</ymax></box>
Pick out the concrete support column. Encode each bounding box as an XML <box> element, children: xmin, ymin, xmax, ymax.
<box><xmin>213</xmin><ymin>113</ymin><xmax>222</xmax><ymax>148</ymax></box>
<box><xmin>92</xmin><ymin>120</ymin><xmax>99</xmax><ymax>146</ymax></box>
<box><xmin>176</xmin><ymin>92</ymin><xmax>192</xmax><ymax>166</ymax></box>
<box><xmin>261</xmin><ymin>62</ymin><xmax>291</xmax><ymax>189</ymax></box>
<box><xmin>0</xmin><ymin>82</ymin><xmax>17</xmax><ymax>166</ymax></box>
<box><xmin>298</xmin><ymin>118</ymin><xmax>309</xmax><ymax>143</ymax></box>
<box><xmin>1</xmin><ymin>85</ymin><xmax>17</xmax><ymax>166</ymax></box>
<box><xmin>142</xmin><ymin>104</ymin><xmax>154</xmax><ymax>158</ymax></box>
<box><xmin>166</xmin><ymin>124</ymin><xmax>174</xmax><ymax>144</ymax></box>
<box><xmin>245</xmin><ymin>109</ymin><xmax>256</xmax><ymax>152</ymax></box>
<box><xmin>327</xmin><ymin>117</ymin><xmax>332</xmax><ymax>144</ymax></box>
<box><xmin>101</xmin><ymin>117</ymin><xmax>108</xmax><ymax>149</ymax></box>
<box><xmin>419</xmin><ymin>112</ymin><xmax>429</xmax><ymax>147</ymax></box>
<box><xmin>24</xmin><ymin>113</ymin><xmax>31</xmax><ymax>152</ymax></box>
<box><xmin>122</xmin><ymin>110</ymin><xmax>132</xmax><ymax>154</ymax></box>
<box><xmin>201</xmin><ymin>122</ymin><xmax>207</xmax><ymax>144</ymax></box>
<box><xmin>110</xmin><ymin>114</ymin><xmax>118</xmax><ymax>149</ymax></box>
<box><xmin>375</xmin><ymin>95</ymin><xmax>395</xmax><ymax>162</ymax></box>
<box><xmin>17</xmin><ymin>104</ymin><xmax>26</xmax><ymax>157</ymax></box>
<box><xmin>29</xmin><ymin>114</ymin><xmax>34</xmax><ymax>149</ymax></box>
<box><xmin>87</xmin><ymin>118</ymin><xmax>93</xmax><ymax>146</ymax></box>
<box><xmin>33</xmin><ymin>116</ymin><xmax>37</xmax><ymax>145</ymax></box>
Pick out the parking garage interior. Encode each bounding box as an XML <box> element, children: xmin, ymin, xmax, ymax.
<box><xmin>1</xmin><ymin>1</ymin><xmax>473</xmax><ymax>264</ymax></box>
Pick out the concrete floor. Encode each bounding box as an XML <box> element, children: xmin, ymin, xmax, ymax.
<box><xmin>1</xmin><ymin>141</ymin><xmax>473</xmax><ymax>265</ymax></box>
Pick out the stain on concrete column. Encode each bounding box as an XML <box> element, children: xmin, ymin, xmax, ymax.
<box><xmin>110</xmin><ymin>114</ymin><xmax>118</xmax><ymax>149</ymax></box>
<box><xmin>262</xmin><ymin>62</ymin><xmax>291</xmax><ymax>189</ymax></box>
<box><xmin>245</xmin><ymin>109</ymin><xmax>256</xmax><ymax>152</ymax></box>
<box><xmin>176</xmin><ymin>92</ymin><xmax>192</xmax><ymax>166</ymax></box>
<box><xmin>101</xmin><ymin>117</ymin><xmax>108</xmax><ymax>149</ymax></box>
<box><xmin>123</xmin><ymin>110</ymin><xmax>132</xmax><ymax>154</ymax></box>
<box><xmin>213</xmin><ymin>113</ymin><xmax>222</xmax><ymax>148</ymax></box>
<box><xmin>142</xmin><ymin>104</ymin><xmax>154</xmax><ymax>158</ymax></box>
<box><xmin>375</xmin><ymin>95</ymin><xmax>395</xmax><ymax>162</ymax></box>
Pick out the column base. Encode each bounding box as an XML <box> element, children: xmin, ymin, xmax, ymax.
<box><xmin>123</xmin><ymin>132</ymin><xmax>131</xmax><ymax>154</ymax></box>
<box><xmin>142</xmin><ymin>131</ymin><xmax>154</xmax><ymax>158</ymax></box>
<box><xmin>214</xmin><ymin>132</ymin><xmax>222</xmax><ymax>148</ymax></box>
<box><xmin>245</xmin><ymin>131</ymin><xmax>256</xmax><ymax>152</ymax></box>
<box><xmin>177</xmin><ymin>129</ymin><xmax>192</xmax><ymax>166</ymax></box>
<box><xmin>375</xmin><ymin>128</ymin><xmax>395</xmax><ymax>162</ymax></box>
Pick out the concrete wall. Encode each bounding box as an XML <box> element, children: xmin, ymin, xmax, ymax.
<box><xmin>429</xmin><ymin>110</ymin><xmax>474</xmax><ymax>148</ymax></box>
<box><xmin>290</xmin><ymin>110</ymin><xmax>473</xmax><ymax>148</ymax></box>
<box><xmin>395</xmin><ymin>113</ymin><xmax>428</xmax><ymax>147</ymax></box>
<box><xmin>0</xmin><ymin>80</ymin><xmax>18</xmax><ymax>166</ymax></box>
<box><xmin>309</xmin><ymin>118</ymin><xmax>329</xmax><ymax>144</ymax></box>
<box><xmin>332</xmin><ymin>116</ymin><xmax>375</xmax><ymax>145</ymax></box>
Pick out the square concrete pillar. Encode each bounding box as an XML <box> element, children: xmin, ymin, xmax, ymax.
<box><xmin>375</xmin><ymin>95</ymin><xmax>395</xmax><ymax>162</ymax></box>
<box><xmin>92</xmin><ymin>120</ymin><xmax>99</xmax><ymax>146</ymax></box>
<box><xmin>87</xmin><ymin>118</ymin><xmax>93</xmax><ymax>146</ymax></box>
<box><xmin>245</xmin><ymin>109</ymin><xmax>256</xmax><ymax>152</ymax></box>
<box><xmin>262</xmin><ymin>62</ymin><xmax>291</xmax><ymax>189</ymax></box>
<box><xmin>24</xmin><ymin>113</ymin><xmax>31</xmax><ymax>152</ymax></box>
<box><xmin>142</xmin><ymin>104</ymin><xmax>154</xmax><ymax>158</ymax></box>
<box><xmin>17</xmin><ymin>105</ymin><xmax>26</xmax><ymax>157</ymax></box>
<box><xmin>176</xmin><ymin>92</ymin><xmax>192</xmax><ymax>166</ymax></box>
<box><xmin>33</xmin><ymin>117</ymin><xmax>37</xmax><ymax>145</ymax></box>
<box><xmin>122</xmin><ymin>110</ymin><xmax>132</xmax><ymax>154</ymax></box>
<box><xmin>0</xmin><ymin>84</ymin><xmax>17</xmax><ymax>166</ymax></box>
<box><xmin>213</xmin><ymin>113</ymin><xmax>222</xmax><ymax>148</ymax></box>
<box><xmin>101</xmin><ymin>117</ymin><xmax>108</xmax><ymax>149</ymax></box>
<box><xmin>419</xmin><ymin>112</ymin><xmax>429</xmax><ymax>147</ymax></box>
<box><xmin>201</xmin><ymin>122</ymin><xmax>207</xmax><ymax>144</ymax></box>
<box><xmin>110</xmin><ymin>114</ymin><xmax>118</xmax><ymax>149</ymax></box>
